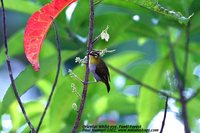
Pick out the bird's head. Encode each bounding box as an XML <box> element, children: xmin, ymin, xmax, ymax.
<box><xmin>89</xmin><ymin>50</ymin><xmax>100</xmax><ymax>57</ymax></box>
<box><xmin>89</xmin><ymin>50</ymin><xmax>100</xmax><ymax>64</ymax></box>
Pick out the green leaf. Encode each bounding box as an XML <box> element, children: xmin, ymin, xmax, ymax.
<box><xmin>2</xmin><ymin>50</ymin><xmax>77</xmax><ymax>112</ymax></box>
<box><xmin>104</xmin><ymin>0</ymin><xmax>191</xmax><ymax>24</ymax></box>
<box><xmin>0</xmin><ymin>102</ymin><xmax>2</xmax><ymax>131</ymax></box>
<box><xmin>86</xmin><ymin>93</ymin><xmax>136</xmax><ymax>119</ymax></box>
<box><xmin>69</xmin><ymin>0</ymin><xmax>89</xmax><ymax>36</ymax></box>
<box><xmin>191</xmin><ymin>12</ymin><xmax>200</xmax><ymax>35</ymax></box>
<box><xmin>0</xmin><ymin>30</ymin><xmax>57</xmax><ymax>66</ymax></box>
<box><xmin>9</xmin><ymin>101</ymin><xmax>44</xmax><ymax>131</ymax></box>
<box><xmin>0</xmin><ymin>30</ymin><xmax>24</xmax><ymax>65</ymax></box>
<box><xmin>189</xmin><ymin>0</ymin><xmax>200</xmax><ymax>14</ymax></box>
<box><xmin>137</xmin><ymin>59</ymin><xmax>168</xmax><ymax>127</ymax></box>
<box><xmin>106</xmin><ymin>51</ymin><xmax>144</xmax><ymax>68</ymax></box>
<box><xmin>188</xmin><ymin>98</ymin><xmax>200</xmax><ymax>129</ymax></box>
<box><xmin>9</xmin><ymin>101</ymin><xmax>22</xmax><ymax>131</ymax></box>
<box><xmin>129</xmin><ymin>0</ymin><xmax>191</xmax><ymax>24</ymax></box>
<box><xmin>49</xmin><ymin>67</ymin><xmax>85</xmax><ymax>132</ymax></box>
<box><xmin>0</xmin><ymin>0</ymin><xmax>40</xmax><ymax>14</ymax></box>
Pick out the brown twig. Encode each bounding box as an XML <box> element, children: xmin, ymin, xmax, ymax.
<box><xmin>72</xmin><ymin>0</ymin><xmax>95</xmax><ymax>132</ymax></box>
<box><xmin>167</xmin><ymin>35</ymin><xmax>190</xmax><ymax>133</ymax></box>
<box><xmin>36</xmin><ymin>18</ymin><xmax>61</xmax><ymax>133</ymax></box>
<box><xmin>183</xmin><ymin>21</ymin><xmax>191</xmax><ymax>87</ymax></box>
<box><xmin>0</xmin><ymin>0</ymin><xmax>35</xmax><ymax>132</ymax></box>
<box><xmin>160</xmin><ymin>96</ymin><xmax>168</xmax><ymax>133</ymax></box>
<box><xmin>91</xmin><ymin>35</ymin><xmax>100</xmax><ymax>45</ymax></box>
<box><xmin>107</xmin><ymin>64</ymin><xmax>180</xmax><ymax>101</ymax></box>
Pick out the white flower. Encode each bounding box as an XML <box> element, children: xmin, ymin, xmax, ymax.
<box><xmin>71</xmin><ymin>83</ymin><xmax>76</xmax><ymax>92</ymax></box>
<box><xmin>75</xmin><ymin>57</ymin><xmax>81</xmax><ymax>63</ymax></box>
<box><xmin>101</xmin><ymin>30</ymin><xmax>110</xmax><ymax>42</ymax></box>
<box><xmin>100</xmin><ymin>25</ymin><xmax>110</xmax><ymax>42</ymax></box>
<box><xmin>72</xmin><ymin>103</ymin><xmax>78</xmax><ymax>111</ymax></box>
<box><xmin>99</xmin><ymin>48</ymin><xmax>116</xmax><ymax>57</ymax></box>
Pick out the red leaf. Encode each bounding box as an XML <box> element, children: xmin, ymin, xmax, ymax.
<box><xmin>24</xmin><ymin>0</ymin><xmax>77</xmax><ymax>71</ymax></box>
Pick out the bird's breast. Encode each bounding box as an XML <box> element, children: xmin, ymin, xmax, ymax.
<box><xmin>89</xmin><ymin>63</ymin><xmax>96</xmax><ymax>72</ymax></box>
<box><xmin>89</xmin><ymin>64</ymin><xmax>101</xmax><ymax>81</ymax></box>
<box><xmin>89</xmin><ymin>55</ymin><xmax>98</xmax><ymax>64</ymax></box>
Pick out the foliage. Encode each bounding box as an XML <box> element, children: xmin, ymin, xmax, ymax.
<box><xmin>0</xmin><ymin>0</ymin><xmax>200</xmax><ymax>132</ymax></box>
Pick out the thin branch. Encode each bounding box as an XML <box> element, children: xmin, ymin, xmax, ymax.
<box><xmin>36</xmin><ymin>18</ymin><xmax>61</xmax><ymax>133</ymax></box>
<box><xmin>107</xmin><ymin>64</ymin><xmax>180</xmax><ymax>101</ymax></box>
<box><xmin>0</xmin><ymin>0</ymin><xmax>35</xmax><ymax>132</ymax></box>
<box><xmin>167</xmin><ymin>35</ymin><xmax>190</xmax><ymax>133</ymax></box>
<box><xmin>92</xmin><ymin>25</ymin><xmax>109</xmax><ymax>45</ymax></box>
<box><xmin>160</xmin><ymin>96</ymin><xmax>168</xmax><ymax>133</ymax></box>
<box><xmin>168</xmin><ymin>41</ymin><xmax>182</xmax><ymax>85</ymax></box>
<box><xmin>91</xmin><ymin>34</ymin><xmax>100</xmax><ymax>45</ymax></box>
<box><xmin>72</xmin><ymin>0</ymin><xmax>95</xmax><ymax>132</ymax></box>
<box><xmin>183</xmin><ymin>21</ymin><xmax>191</xmax><ymax>86</ymax></box>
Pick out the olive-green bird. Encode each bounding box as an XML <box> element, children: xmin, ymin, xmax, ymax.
<box><xmin>89</xmin><ymin>50</ymin><xmax>111</xmax><ymax>93</ymax></box>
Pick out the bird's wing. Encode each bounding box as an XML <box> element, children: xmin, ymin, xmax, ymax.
<box><xmin>95</xmin><ymin>59</ymin><xmax>110</xmax><ymax>83</ymax></box>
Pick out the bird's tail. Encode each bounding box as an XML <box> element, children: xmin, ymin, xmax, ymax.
<box><xmin>105</xmin><ymin>82</ymin><xmax>110</xmax><ymax>93</ymax></box>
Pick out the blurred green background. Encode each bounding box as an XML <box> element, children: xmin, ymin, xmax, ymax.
<box><xmin>0</xmin><ymin>0</ymin><xmax>200</xmax><ymax>132</ymax></box>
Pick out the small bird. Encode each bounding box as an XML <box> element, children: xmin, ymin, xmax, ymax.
<box><xmin>89</xmin><ymin>50</ymin><xmax>111</xmax><ymax>93</ymax></box>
